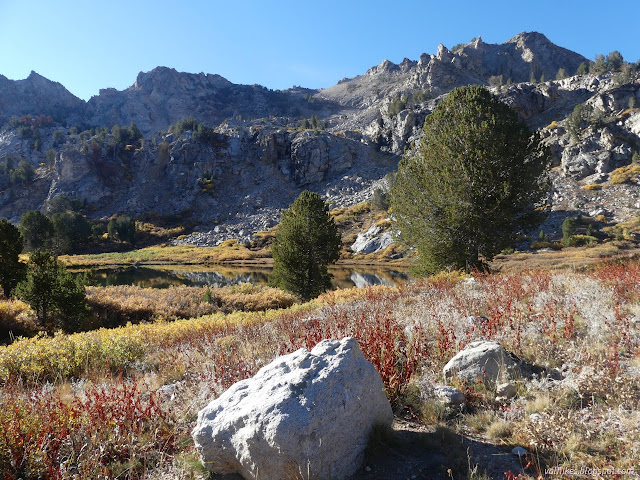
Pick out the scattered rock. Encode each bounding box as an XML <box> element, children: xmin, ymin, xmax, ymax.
<box><xmin>496</xmin><ymin>382</ymin><xmax>518</xmax><ymax>400</ymax></box>
<box><xmin>192</xmin><ymin>337</ymin><xmax>393</xmax><ymax>480</ymax></box>
<box><xmin>443</xmin><ymin>341</ymin><xmax>523</xmax><ymax>386</ymax></box>
<box><xmin>432</xmin><ymin>385</ymin><xmax>466</xmax><ymax>413</ymax></box>
<box><xmin>528</xmin><ymin>413</ymin><xmax>544</xmax><ymax>423</ymax></box>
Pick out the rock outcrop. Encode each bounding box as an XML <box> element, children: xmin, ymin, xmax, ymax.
<box><xmin>351</xmin><ymin>224</ymin><xmax>394</xmax><ymax>254</ymax></box>
<box><xmin>192</xmin><ymin>337</ymin><xmax>393</xmax><ymax>480</ymax></box>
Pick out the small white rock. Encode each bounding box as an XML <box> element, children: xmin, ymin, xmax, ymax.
<box><xmin>529</xmin><ymin>413</ymin><xmax>544</xmax><ymax>423</ymax></box>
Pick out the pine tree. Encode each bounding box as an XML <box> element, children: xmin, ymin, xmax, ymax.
<box><xmin>270</xmin><ymin>191</ymin><xmax>341</xmax><ymax>299</ymax></box>
<box><xmin>0</xmin><ymin>219</ymin><xmax>26</xmax><ymax>296</ymax></box>
<box><xmin>19</xmin><ymin>210</ymin><xmax>54</xmax><ymax>251</ymax></box>
<box><xmin>15</xmin><ymin>249</ymin><xmax>88</xmax><ymax>332</ymax></box>
<box><xmin>390</xmin><ymin>85</ymin><xmax>550</xmax><ymax>273</ymax></box>
<box><xmin>576</xmin><ymin>62</ymin><xmax>589</xmax><ymax>75</ymax></box>
<box><xmin>107</xmin><ymin>215</ymin><xmax>136</xmax><ymax>244</ymax></box>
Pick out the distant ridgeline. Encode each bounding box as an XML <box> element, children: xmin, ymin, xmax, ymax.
<box><xmin>0</xmin><ymin>32</ymin><xmax>638</xmax><ymax>247</ymax></box>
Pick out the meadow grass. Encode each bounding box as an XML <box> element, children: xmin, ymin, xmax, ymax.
<box><xmin>1</xmin><ymin>260</ymin><xmax>639</xmax><ymax>478</ymax></box>
<box><xmin>59</xmin><ymin>241</ymin><xmax>271</xmax><ymax>267</ymax></box>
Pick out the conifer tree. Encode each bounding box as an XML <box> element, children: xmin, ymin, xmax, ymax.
<box><xmin>0</xmin><ymin>219</ymin><xmax>26</xmax><ymax>296</ymax></box>
<box><xmin>15</xmin><ymin>249</ymin><xmax>88</xmax><ymax>332</ymax></box>
<box><xmin>390</xmin><ymin>85</ymin><xmax>550</xmax><ymax>273</ymax></box>
<box><xmin>270</xmin><ymin>191</ymin><xmax>341</xmax><ymax>299</ymax></box>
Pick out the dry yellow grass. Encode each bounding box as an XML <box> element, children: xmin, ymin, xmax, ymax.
<box><xmin>0</xmin><ymin>298</ymin><xmax>38</xmax><ymax>341</ymax></box>
<box><xmin>59</xmin><ymin>242</ymin><xmax>271</xmax><ymax>268</ymax></box>
<box><xmin>491</xmin><ymin>242</ymin><xmax>640</xmax><ymax>272</ymax></box>
<box><xmin>86</xmin><ymin>283</ymin><xmax>297</xmax><ymax>326</ymax></box>
<box><xmin>607</xmin><ymin>216</ymin><xmax>640</xmax><ymax>237</ymax></box>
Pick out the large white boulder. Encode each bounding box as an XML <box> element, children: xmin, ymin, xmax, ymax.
<box><xmin>443</xmin><ymin>340</ymin><xmax>523</xmax><ymax>386</ymax></box>
<box><xmin>192</xmin><ymin>337</ymin><xmax>393</xmax><ymax>480</ymax></box>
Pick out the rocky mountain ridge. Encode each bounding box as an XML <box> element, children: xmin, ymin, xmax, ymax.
<box><xmin>0</xmin><ymin>71</ymin><xmax>85</xmax><ymax>123</ymax></box>
<box><xmin>1</xmin><ymin>32</ymin><xmax>639</xmax><ymax>246</ymax></box>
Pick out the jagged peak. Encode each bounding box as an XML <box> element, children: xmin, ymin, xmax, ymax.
<box><xmin>436</xmin><ymin>43</ymin><xmax>452</xmax><ymax>60</ymax></box>
<box><xmin>20</xmin><ymin>71</ymin><xmax>81</xmax><ymax>98</ymax></box>
<box><xmin>366</xmin><ymin>59</ymin><xmax>400</xmax><ymax>75</ymax></box>
<box><xmin>505</xmin><ymin>31</ymin><xmax>552</xmax><ymax>46</ymax></box>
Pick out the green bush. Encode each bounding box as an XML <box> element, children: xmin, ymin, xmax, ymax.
<box><xmin>388</xmin><ymin>95</ymin><xmax>408</xmax><ymax>116</ymax></box>
<box><xmin>107</xmin><ymin>216</ymin><xmax>136</xmax><ymax>245</ymax></box>
<box><xmin>565</xmin><ymin>234</ymin><xmax>598</xmax><ymax>247</ymax></box>
<box><xmin>566</xmin><ymin>103</ymin><xmax>602</xmax><ymax>141</ymax></box>
<box><xmin>576</xmin><ymin>62</ymin><xmax>589</xmax><ymax>75</ymax></box>
<box><xmin>169</xmin><ymin>118</ymin><xmax>199</xmax><ymax>135</ymax></box>
<box><xmin>372</xmin><ymin>188</ymin><xmax>390</xmax><ymax>211</ymax></box>
<box><xmin>50</xmin><ymin>212</ymin><xmax>91</xmax><ymax>254</ymax></box>
<box><xmin>19</xmin><ymin>211</ymin><xmax>54</xmax><ymax>251</ymax></box>
<box><xmin>14</xmin><ymin>249</ymin><xmax>88</xmax><ymax>333</ymax></box>
<box><xmin>390</xmin><ymin>85</ymin><xmax>550</xmax><ymax>273</ymax></box>
<box><xmin>198</xmin><ymin>172</ymin><xmax>215</xmax><ymax>194</ymax></box>
<box><xmin>300</xmin><ymin>115</ymin><xmax>326</xmax><ymax>130</ymax></box>
<box><xmin>1</xmin><ymin>158</ymin><xmax>35</xmax><ymax>185</ymax></box>
<box><xmin>52</xmin><ymin>129</ymin><xmax>65</xmax><ymax>146</ymax></box>
<box><xmin>46</xmin><ymin>196</ymin><xmax>83</xmax><ymax>214</ymax></box>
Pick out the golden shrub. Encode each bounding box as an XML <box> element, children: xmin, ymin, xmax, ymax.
<box><xmin>609</xmin><ymin>164</ymin><xmax>640</xmax><ymax>185</ymax></box>
<box><xmin>0</xmin><ymin>299</ymin><xmax>39</xmax><ymax>340</ymax></box>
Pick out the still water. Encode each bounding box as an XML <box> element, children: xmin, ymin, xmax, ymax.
<box><xmin>78</xmin><ymin>265</ymin><xmax>411</xmax><ymax>289</ymax></box>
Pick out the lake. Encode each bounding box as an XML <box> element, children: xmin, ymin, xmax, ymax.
<box><xmin>76</xmin><ymin>265</ymin><xmax>412</xmax><ymax>289</ymax></box>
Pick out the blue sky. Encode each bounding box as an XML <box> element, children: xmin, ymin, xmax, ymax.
<box><xmin>1</xmin><ymin>0</ymin><xmax>638</xmax><ymax>101</ymax></box>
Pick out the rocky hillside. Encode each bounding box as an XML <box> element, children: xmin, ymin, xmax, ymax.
<box><xmin>0</xmin><ymin>32</ymin><xmax>639</xmax><ymax>245</ymax></box>
<box><xmin>0</xmin><ymin>71</ymin><xmax>85</xmax><ymax>122</ymax></box>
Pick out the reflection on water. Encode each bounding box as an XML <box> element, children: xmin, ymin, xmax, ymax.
<box><xmin>77</xmin><ymin>265</ymin><xmax>411</xmax><ymax>289</ymax></box>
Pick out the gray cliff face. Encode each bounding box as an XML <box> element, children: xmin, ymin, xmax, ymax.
<box><xmin>0</xmin><ymin>32</ymin><xmax>639</xmax><ymax>243</ymax></box>
<box><xmin>0</xmin><ymin>117</ymin><xmax>392</xmax><ymax>242</ymax></box>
